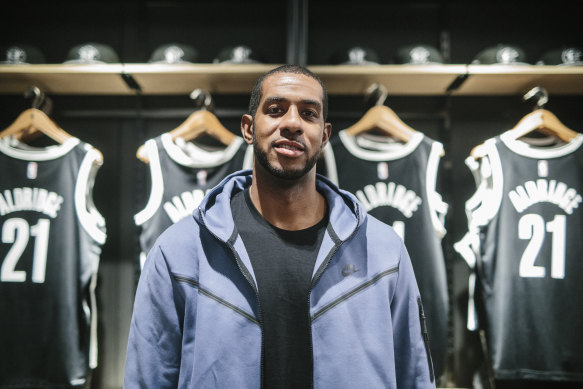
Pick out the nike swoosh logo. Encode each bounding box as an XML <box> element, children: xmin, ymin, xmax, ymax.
<box><xmin>342</xmin><ymin>265</ymin><xmax>359</xmax><ymax>277</ymax></box>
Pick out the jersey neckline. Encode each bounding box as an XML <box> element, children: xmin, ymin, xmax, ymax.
<box><xmin>0</xmin><ymin>136</ymin><xmax>80</xmax><ymax>161</ymax></box>
<box><xmin>161</xmin><ymin>132</ymin><xmax>244</xmax><ymax>167</ymax></box>
<box><xmin>338</xmin><ymin>129</ymin><xmax>424</xmax><ymax>161</ymax></box>
<box><xmin>500</xmin><ymin>132</ymin><xmax>583</xmax><ymax>159</ymax></box>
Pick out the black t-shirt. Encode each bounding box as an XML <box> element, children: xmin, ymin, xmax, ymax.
<box><xmin>231</xmin><ymin>188</ymin><xmax>328</xmax><ymax>389</ymax></box>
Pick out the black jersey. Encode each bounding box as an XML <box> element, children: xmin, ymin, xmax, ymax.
<box><xmin>135</xmin><ymin>133</ymin><xmax>252</xmax><ymax>267</ymax></box>
<box><xmin>455</xmin><ymin>133</ymin><xmax>583</xmax><ymax>381</ymax></box>
<box><xmin>0</xmin><ymin>136</ymin><xmax>105</xmax><ymax>387</ymax></box>
<box><xmin>322</xmin><ymin>130</ymin><xmax>449</xmax><ymax>378</ymax></box>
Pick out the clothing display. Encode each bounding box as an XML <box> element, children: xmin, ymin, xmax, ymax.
<box><xmin>0</xmin><ymin>136</ymin><xmax>105</xmax><ymax>387</ymax></box>
<box><xmin>321</xmin><ymin>129</ymin><xmax>449</xmax><ymax>378</ymax></box>
<box><xmin>124</xmin><ymin>170</ymin><xmax>435</xmax><ymax>388</ymax></box>
<box><xmin>455</xmin><ymin>132</ymin><xmax>583</xmax><ymax>382</ymax></box>
<box><xmin>134</xmin><ymin>133</ymin><xmax>252</xmax><ymax>267</ymax></box>
<box><xmin>1</xmin><ymin>4</ymin><xmax>581</xmax><ymax>386</ymax></box>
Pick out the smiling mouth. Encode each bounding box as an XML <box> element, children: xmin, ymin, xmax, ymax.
<box><xmin>275</xmin><ymin>143</ymin><xmax>302</xmax><ymax>151</ymax></box>
<box><xmin>273</xmin><ymin>140</ymin><xmax>305</xmax><ymax>151</ymax></box>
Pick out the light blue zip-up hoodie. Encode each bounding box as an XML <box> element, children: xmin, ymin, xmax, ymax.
<box><xmin>124</xmin><ymin>170</ymin><xmax>435</xmax><ymax>388</ymax></box>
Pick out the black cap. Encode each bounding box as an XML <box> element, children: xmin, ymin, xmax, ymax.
<box><xmin>63</xmin><ymin>42</ymin><xmax>120</xmax><ymax>64</ymax></box>
<box><xmin>213</xmin><ymin>45</ymin><xmax>262</xmax><ymax>64</ymax></box>
<box><xmin>473</xmin><ymin>44</ymin><xmax>528</xmax><ymax>65</ymax></box>
<box><xmin>149</xmin><ymin>43</ymin><xmax>198</xmax><ymax>64</ymax></box>
<box><xmin>330</xmin><ymin>46</ymin><xmax>380</xmax><ymax>65</ymax></box>
<box><xmin>395</xmin><ymin>44</ymin><xmax>444</xmax><ymax>65</ymax></box>
<box><xmin>537</xmin><ymin>47</ymin><xmax>582</xmax><ymax>66</ymax></box>
<box><xmin>0</xmin><ymin>44</ymin><xmax>45</xmax><ymax>64</ymax></box>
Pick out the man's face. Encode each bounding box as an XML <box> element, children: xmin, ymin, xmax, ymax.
<box><xmin>243</xmin><ymin>72</ymin><xmax>331</xmax><ymax>180</ymax></box>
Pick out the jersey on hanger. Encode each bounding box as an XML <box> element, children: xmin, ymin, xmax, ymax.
<box><xmin>321</xmin><ymin>130</ymin><xmax>449</xmax><ymax>379</ymax></box>
<box><xmin>0</xmin><ymin>136</ymin><xmax>106</xmax><ymax>388</ymax></box>
<box><xmin>455</xmin><ymin>133</ymin><xmax>583</xmax><ymax>381</ymax></box>
<box><xmin>135</xmin><ymin>133</ymin><xmax>253</xmax><ymax>268</ymax></box>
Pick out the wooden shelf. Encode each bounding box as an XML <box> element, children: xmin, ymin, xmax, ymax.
<box><xmin>1</xmin><ymin>63</ymin><xmax>582</xmax><ymax>96</ymax></box>
<box><xmin>0</xmin><ymin>64</ymin><xmax>130</xmax><ymax>95</ymax></box>
<box><xmin>123</xmin><ymin>63</ymin><xmax>280</xmax><ymax>94</ymax></box>
<box><xmin>453</xmin><ymin>65</ymin><xmax>583</xmax><ymax>95</ymax></box>
<box><xmin>309</xmin><ymin>64</ymin><xmax>467</xmax><ymax>95</ymax></box>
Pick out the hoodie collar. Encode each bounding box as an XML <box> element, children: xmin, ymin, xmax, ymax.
<box><xmin>195</xmin><ymin>169</ymin><xmax>363</xmax><ymax>243</ymax></box>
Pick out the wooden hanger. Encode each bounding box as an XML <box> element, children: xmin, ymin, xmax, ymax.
<box><xmin>137</xmin><ymin>109</ymin><xmax>236</xmax><ymax>163</ymax></box>
<box><xmin>345</xmin><ymin>104</ymin><xmax>416</xmax><ymax>142</ymax></box>
<box><xmin>471</xmin><ymin>109</ymin><xmax>579</xmax><ymax>159</ymax></box>
<box><xmin>471</xmin><ymin>87</ymin><xmax>579</xmax><ymax>159</ymax></box>
<box><xmin>0</xmin><ymin>108</ymin><xmax>73</xmax><ymax>144</ymax></box>
<box><xmin>505</xmin><ymin>108</ymin><xmax>578</xmax><ymax>143</ymax></box>
<box><xmin>0</xmin><ymin>107</ymin><xmax>104</xmax><ymax>163</ymax></box>
<box><xmin>168</xmin><ymin>109</ymin><xmax>235</xmax><ymax>144</ymax></box>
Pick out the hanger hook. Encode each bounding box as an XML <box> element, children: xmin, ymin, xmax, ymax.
<box><xmin>365</xmin><ymin>83</ymin><xmax>388</xmax><ymax>106</ymax></box>
<box><xmin>523</xmin><ymin>86</ymin><xmax>548</xmax><ymax>110</ymax></box>
<box><xmin>189</xmin><ymin>89</ymin><xmax>215</xmax><ymax>111</ymax></box>
<box><xmin>25</xmin><ymin>85</ymin><xmax>44</xmax><ymax>109</ymax></box>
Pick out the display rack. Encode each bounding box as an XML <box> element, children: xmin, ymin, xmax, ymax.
<box><xmin>1</xmin><ymin>64</ymin><xmax>582</xmax><ymax>96</ymax></box>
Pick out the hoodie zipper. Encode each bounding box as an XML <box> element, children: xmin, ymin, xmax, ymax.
<box><xmin>306</xmin><ymin>203</ymin><xmax>361</xmax><ymax>389</ymax></box>
<box><xmin>199</xmin><ymin>208</ymin><xmax>265</xmax><ymax>388</ymax></box>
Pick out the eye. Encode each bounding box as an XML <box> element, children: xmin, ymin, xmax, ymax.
<box><xmin>267</xmin><ymin>106</ymin><xmax>283</xmax><ymax>114</ymax></box>
<box><xmin>303</xmin><ymin>110</ymin><xmax>318</xmax><ymax>119</ymax></box>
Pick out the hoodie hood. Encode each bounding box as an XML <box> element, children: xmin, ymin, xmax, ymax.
<box><xmin>194</xmin><ymin>169</ymin><xmax>364</xmax><ymax>244</ymax></box>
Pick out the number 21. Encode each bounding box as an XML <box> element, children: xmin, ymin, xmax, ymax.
<box><xmin>518</xmin><ymin>214</ymin><xmax>566</xmax><ymax>279</ymax></box>
<box><xmin>1</xmin><ymin>218</ymin><xmax>50</xmax><ymax>283</ymax></box>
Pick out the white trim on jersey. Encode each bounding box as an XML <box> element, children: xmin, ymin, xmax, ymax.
<box><xmin>88</xmin><ymin>255</ymin><xmax>100</xmax><ymax>369</ymax></box>
<box><xmin>134</xmin><ymin>139</ymin><xmax>164</xmax><ymax>226</ymax></box>
<box><xmin>139</xmin><ymin>252</ymin><xmax>147</xmax><ymax>270</ymax></box>
<box><xmin>0</xmin><ymin>136</ymin><xmax>80</xmax><ymax>160</ymax></box>
<box><xmin>453</xmin><ymin>231</ymin><xmax>480</xmax><ymax>331</ymax></box>
<box><xmin>337</xmin><ymin>130</ymin><xmax>424</xmax><ymax>161</ymax></box>
<box><xmin>242</xmin><ymin>144</ymin><xmax>254</xmax><ymax>170</ymax></box>
<box><xmin>467</xmin><ymin>139</ymin><xmax>504</xmax><ymax>228</ymax></box>
<box><xmin>322</xmin><ymin>143</ymin><xmax>338</xmax><ymax>186</ymax></box>
<box><xmin>500</xmin><ymin>132</ymin><xmax>583</xmax><ymax>159</ymax></box>
<box><xmin>353</xmin><ymin>133</ymin><xmax>410</xmax><ymax>152</ymax></box>
<box><xmin>162</xmin><ymin>133</ymin><xmax>244</xmax><ymax>168</ymax></box>
<box><xmin>462</xmin><ymin>156</ymin><xmax>490</xmax><ymax>226</ymax></box>
<box><xmin>426</xmin><ymin>142</ymin><xmax>448</xmax><ymax>238</ymax></box>
<box><xmin>75</xmin><ymin>147</ymin><xmax>107</xmax><ymax>245</ymax></box>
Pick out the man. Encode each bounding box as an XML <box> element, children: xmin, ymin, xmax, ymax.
<box><xmin>124</xmin><ymin>65</ymin><xmax>435</xmax><ymax>388</ymax></box>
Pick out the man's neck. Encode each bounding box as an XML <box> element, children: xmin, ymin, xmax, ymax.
<box><xmin>249</xmin><ymin>167</ymin><xmax>327</xmax><ymax>231</ymax></box>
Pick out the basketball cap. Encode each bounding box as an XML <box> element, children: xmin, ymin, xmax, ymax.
<box><xmin>0</xmin><ymin>44</ymin><xmax>45</xmax><ymax>64</ymax></box>
<box><xmin>537</xmin><ymin>47</ymin><xmax>582</xmax><ymax>66</ymax></box>
<box><xmin>473</xmin><ymin>44</ymin><xmax>528</xmax><ymax>65</ymax></box>
<box><xmin>149</xmin><ymin>43</ymin><xmax>198</xmax><ymax>64</ymax></box>
<box><xmin>395</xmin><ymin>44</ymin><xmax>444</xmax><ymax>64</ymax></box>
<box><xmin>213</xmin><ymin>45</ymin><xmax>262</xmax><ymax>64</ymax></box>
<box><xmin>330</xmin><ymin>46</ymin><xmax>380</xmax><ymax>65</ymax></box>
<box><xmin>63</xmin><ymin>42</ymin><xmax>120</xmax><ymax>64</ymax></box>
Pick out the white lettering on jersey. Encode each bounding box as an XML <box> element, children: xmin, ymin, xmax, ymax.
<box><xmin>355</xmin><ymin>182</ymin><xmax>422</xmax><ymax>218</ymax></box>
<box><xmin>508</xmin><ymin>179</ymin><xmax>582</xmax><ymax>214</ymax></box>
<box><xmin>0</xmin><ymin>188</ymin><xmax>64</xmax><ymax>218</ymax></box>
<box><xmin>163</xmin><ymin>188</ymin><xmax>208</xmax><ymax>223</ymax></box>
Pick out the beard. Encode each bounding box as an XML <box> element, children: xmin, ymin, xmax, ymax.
<box><xmin>252</xmin><ymin>131</ymin><xmax>321</xmax><ymax>180</ymax></box>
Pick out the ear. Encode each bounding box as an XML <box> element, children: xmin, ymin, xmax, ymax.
<box><xmin>241</xmin><ymin>114</ymin><xmax>254</xmax><ymax>145</ymax></box>
<box><xmin>321</xmin><ymin>122</ymin><xmax>332</xmax><ymax>148</ymax></box>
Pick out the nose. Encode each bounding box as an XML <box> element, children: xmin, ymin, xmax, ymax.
<box><xmin>280</xmin><ymin>105</ymin><xmax>302</xmax><ymax>134</ymax></box>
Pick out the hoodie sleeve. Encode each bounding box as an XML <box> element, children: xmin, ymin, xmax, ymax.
<box><xmin>124</xmin><ymin>245</ymin><xmax>184</xmax><ymax>388</ymax></box>
<box><xmin>390</xmin><ymin>242</ymin><xmax>436</xmax><ymax>388</ymax></box>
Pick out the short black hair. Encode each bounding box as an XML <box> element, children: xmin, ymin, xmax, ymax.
<box><xmin>248</xmin><ymin>64</ymin><xmax>328</xmax><ymax>121</ymax></box>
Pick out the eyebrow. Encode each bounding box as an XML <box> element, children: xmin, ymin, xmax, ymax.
<box><xmin>264</xmin><ymin>96</ymin><xmax>322</xmax><ymax>112</ymax></box>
